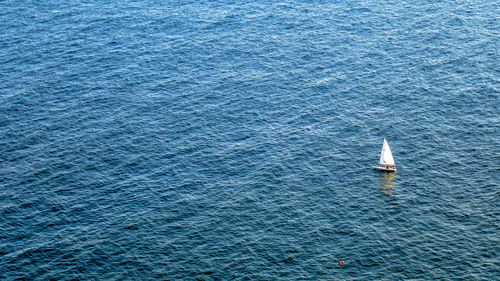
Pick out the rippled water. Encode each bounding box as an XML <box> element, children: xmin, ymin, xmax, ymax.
<box><xmin>1</xmin><ymin>1</ymin><xmax>499</xmax><ymax>280</ymax></box>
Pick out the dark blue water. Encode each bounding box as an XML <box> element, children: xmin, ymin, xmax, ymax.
<box><xmin>1</xmin><ymin>1</ymin><xmax>499</xmax><ymax>280</ymax></box>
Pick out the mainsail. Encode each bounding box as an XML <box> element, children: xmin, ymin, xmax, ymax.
<box><xmin>379</xmin><ymin>138</ymin><xmax>395</xmax><ymax>166</ymax></box>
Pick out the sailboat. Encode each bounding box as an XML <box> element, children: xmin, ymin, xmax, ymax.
<box><xmin>373</xmin><ymin>138</ymin><xmax>397</xmax><ymax>172</ymax></box>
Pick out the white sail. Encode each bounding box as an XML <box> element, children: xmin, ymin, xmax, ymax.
<box><xmin>379</xmin><ymin>138</ymin><xmax>395</xmax><ymax>166</ymax></box>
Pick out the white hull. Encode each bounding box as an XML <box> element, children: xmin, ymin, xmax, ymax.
<box><xmin>373</xmin><ymin>166</ymin><xmax>397</xmax><ymax>172</ymax></box>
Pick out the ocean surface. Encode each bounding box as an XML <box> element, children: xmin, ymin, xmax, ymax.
<box><xmin>0</xmin><ymin>0</ymin><xmax>499</xmax><ymax>280</ymax></box>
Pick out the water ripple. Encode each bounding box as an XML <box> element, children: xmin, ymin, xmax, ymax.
<box><xmin>0</xmin><ymin>0</ymin><xmax>499</xmax><ymax>280</ymax></box>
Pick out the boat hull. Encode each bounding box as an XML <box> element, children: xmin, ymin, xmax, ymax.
<box><xmin>373</xmin><ymin>166</ymin><xmax>397</xmax><ymax>172</ymax></box>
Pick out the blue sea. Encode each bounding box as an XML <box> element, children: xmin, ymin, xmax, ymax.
<box><xmin>0</xmin><ymin>1</ymin><xmax>499</xmax><ymax>280</ymax></box>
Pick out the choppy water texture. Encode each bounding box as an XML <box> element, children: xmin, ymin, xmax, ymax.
<box><xmin>1</xmin><ymin>0</ymin><xmax>499</xmax><ymax>280</ymax></box>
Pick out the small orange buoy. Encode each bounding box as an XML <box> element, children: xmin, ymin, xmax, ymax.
<box><xmin>339</xmin><ymin>260</ymin><xmax>344</xmax><ymax>265</ymax></box>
